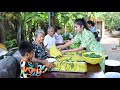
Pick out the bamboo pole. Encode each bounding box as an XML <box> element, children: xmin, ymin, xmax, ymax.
<box><xmin>48</xmin><ymin>12</ymin><xmax>51</xmax><ymax>27</ymax></box>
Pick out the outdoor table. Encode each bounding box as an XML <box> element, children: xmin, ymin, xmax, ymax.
<box><xmin>30</xmin><ymin>63</ymin><xmax>105</xmax><ymax>78</ymax></box>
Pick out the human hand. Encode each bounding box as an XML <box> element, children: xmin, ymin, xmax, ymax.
<box><xmin>57</xmin><ymin>45</ymin><xmax>62</xmax><ymax>50</ymax></box>
<box><xmin>49</xmin><ymin>63</ymin><xmax>54</xmax><ymax>68</ymax></box>
<box><xmin>61</xmin><ymin>50</ymin><xmax>68</xmax><ymax>54</ymax></box>
<box><xmin>64</xmin><ymin>40</ymin><xmax>70</xmax><ymax>43</ymax></box>
<box><xmin>43</xmin><ymin>60</ymin><xmax>48</xmax><ymax>65</ymax></box>
<box><xmin>45</xmin><ymin>62</ymin><xmax>54</xmax><ymax>68</ymax></box>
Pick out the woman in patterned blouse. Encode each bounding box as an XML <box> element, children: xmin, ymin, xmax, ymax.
<box><xmin>58</xmin><ymin>18</ymin><xmax>106</xmax><ymax>71</ymax></box>
<box><xmin>32</xmin><ymin>30</ymin><xmax>53</xmax><ymax>68</ymax></box>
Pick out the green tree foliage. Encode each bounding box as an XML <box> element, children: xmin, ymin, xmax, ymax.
<box><xmin>1</xmin><ymin>12</ymin><xmax>120</xmax><ymax>50</ymax></box>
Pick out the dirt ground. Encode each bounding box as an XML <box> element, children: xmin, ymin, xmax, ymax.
<box><xmin>100</xmin><ymin>33</ymin><xmax>120</xmax><ymax>61</ymax></box>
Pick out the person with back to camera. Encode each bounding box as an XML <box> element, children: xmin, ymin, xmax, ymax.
<box><xmin>57</xmin><ymin>18</ymin><xmax>106</xmax><ymax>71</ymax></box>
<box><xmin>87</xmin><ymin>20</ymin><xmax>99</xmax><ymax>41</ymax></box>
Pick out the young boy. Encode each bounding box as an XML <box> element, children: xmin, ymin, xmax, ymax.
<box><xmin>19</xmin><ymin>41</ymin><xmax>50</xmax><ymax>78</ymax></box>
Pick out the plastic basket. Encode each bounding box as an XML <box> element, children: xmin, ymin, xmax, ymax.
<box><xmin>82</xmin><ymin>52</ymin><xmax>105</xmax><ymax>65</ymax></box>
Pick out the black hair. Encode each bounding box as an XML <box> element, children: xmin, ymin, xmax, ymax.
<box><xmin>74</xmin><ymin>18</ymin><xmax>89</xmax><ymax>30</ymax></box>
<box><xmin>19</xmin><ymin>41</ymin><xmax>35</xmax><ymax>56</ymax></box>
<box><xmin>87</xmin><ymin>20</ymin><xmax>95</xmax><ymax>26</ymax></box>
<box><xmin>55</xmin><ymin>26</ymin><xmax>62</xmax><ymax>32</ymax></box>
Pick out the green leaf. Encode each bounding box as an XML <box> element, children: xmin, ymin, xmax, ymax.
<box><xmin>64</xmin><ymin>16</ymin><xmax>69</xmax><ymax>24</ymax></box>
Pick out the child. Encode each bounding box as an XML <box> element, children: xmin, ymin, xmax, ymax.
<box><xmin>54</xmin><ymin>26</ymin><xmax>65</xmax><ymax>45</ymax></box>
<box><xmin>19</xmin><ymin>41</ymin><xmax>50</xmax><ymax>78</ymax></box>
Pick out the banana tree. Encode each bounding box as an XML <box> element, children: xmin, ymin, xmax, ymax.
<box><xmin>13</xmin><ymin>12</ymin><xmax>42</xmax><ymax>45</ymax></box>
<box><xmin>37</xmin><ymin>12</ymin><xmax>48</xmax><ymax>35</ymax></box>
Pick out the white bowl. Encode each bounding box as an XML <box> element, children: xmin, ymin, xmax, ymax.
<box><xmin>105</xmin><ymin>60</ymin><xmax>120</xmax><ymax>66</ymax></box>
<box><xmin>46</xmin><ymin>58</ymin><xmax>57</xmax><ymax>63</ymax></box>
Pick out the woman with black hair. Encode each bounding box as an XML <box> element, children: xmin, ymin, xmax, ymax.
<box><xmin>87</xmin><ymin>20</ymin><xmax>99</xmax><ymax>40</ymax></box>
<box><xmin>58</xmin><ymin>18</ymin><xmax>106</xmax><ymax>71</ymax></box>
<box><xmin>87</xmin><ymin>20</ymin><xmax>96</xmax><ymax>32</ymax></box>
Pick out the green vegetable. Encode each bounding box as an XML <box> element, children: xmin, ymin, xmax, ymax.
<box><xmin>85</xmin><ymin>53</ymin><xmax>101</xmax><ymax>58</ymax></box>
<box><xmin>62</xmin><ymin>33</ymin><xmax>69</xmax><ymax>40</ymax></box>
<box><xmin>70</xmin><ymin>42</ymin><xmax>81</xmax><ymax>49</ymax></box>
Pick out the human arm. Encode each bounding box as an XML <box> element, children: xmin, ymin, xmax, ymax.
<box><xmin>58</xmin><ymin>33</ymin><xmax>81</xmax><ymax>50</ymax></box>
<box><xmin>32</xmin><ymin>55</ymin><xmax>48</xmax><ymax>65</ymax></box>
<box><xmin>43</xmin><ymin>36</ymin><xmax>49</xmax><ymax>49</ymax></box>
<box><xmin>57</xmin><ymin>40</ymin><xmax>73</xmax><ymax>50</ymax></box>
<box><xmin>61</xmin><ymin>46</ymin><xmax>85</xmax><ymax>54</ymax></box>
<box><xmin>56</xmin><ymin>42</ymin><xmax>65</xmax><ymax>46</ymax></box>
<box><xmin>44</xmin><ymin>45</ymin><xmax>50</xmax><ymax>54</ymax></box>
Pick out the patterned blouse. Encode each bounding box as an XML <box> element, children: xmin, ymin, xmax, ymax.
<box><xmin>32</xmin><ymin>42</ymin><xmax>47</xmax><ymax>60</ymax></box>
<box><xmin>20</xmin><ymin>60</ymin><xmax>49</xmax><ymax>78</ymax></box>
<box><xmin>71</xmin><ymin>29</ymin><xmax>106</xmax><ymax>71</ymax></box>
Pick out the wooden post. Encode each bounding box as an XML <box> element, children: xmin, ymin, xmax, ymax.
<box><xmin>48</xmin><ymin>12</ymin><xmax>51</xmax><ymax>27</ymax></box>
<box><xmin>0</xmin><ymin>22</ymin><xmax>5</xmax><ymax>44</ymax></box>
<box><xmin>17</xmin><ymin>23</ymin><xmax>21</xmax><ymax>46</ymax></box>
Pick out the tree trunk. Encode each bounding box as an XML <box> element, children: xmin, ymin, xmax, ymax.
<box><xmin>0</xmin><ymin>21</ymin><xmax>5</xmax><ymax>44</ymax></box>
<box><xmin>17</xmin><ymin>23</ymin><xmax>22</xmax><ymax>46</ymax></box>
<box><xmin>31</xmin><ymin>25</ymin><xmax>35</xmax><ymax>36</ymax></box>
<box><xmin>28</xmin><ymin>26</ymin><xmax>32</xmax><ymax>43</ymax></box>
<box><xmin>40</xmin><ymin>21</ymin><xmax>48</xmax><ymax>35</ymax></box>
<box><xmin>48</xmin><ymin>12</ymin><xmax>51</xmax><ymax>27</ymax></box>
<box><xmin>29</xmin><ymin>29</ymin><xmax>32</xmax><ymax>43</ymax></box>
<box><xmin>21</xmin><ymin>23</ymin><xmax>25</xmax><ymax>41</ymax></box>
<box><xmin>55</xmin><ymin>15</ymin><xmax>60</xmax><ymax>26</ymax></box>
<box><xmin>51</xmin><ymin>12</ymin><xmax>59</xmax><ymax>27</ymax></box>
<box><xmin>36</xmin><ymin>23</ymin><xmax>38</xmax><ymax>30</ymax></box>
<box><xmin>51</xmin><ymin>12</ymin><xmax>56</xmax><ymax>27</ymax></box>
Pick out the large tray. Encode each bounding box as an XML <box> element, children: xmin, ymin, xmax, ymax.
<box><xmin>50</xmin><ymin>61</ymin><xmax>87</xmax><ymax>73</ymax></box>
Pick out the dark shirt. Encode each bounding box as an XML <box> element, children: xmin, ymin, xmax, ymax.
<box><xmin>32</xmin><ymin>42</ymin><xmax>47</xmax><ymax>60</ymax></box>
